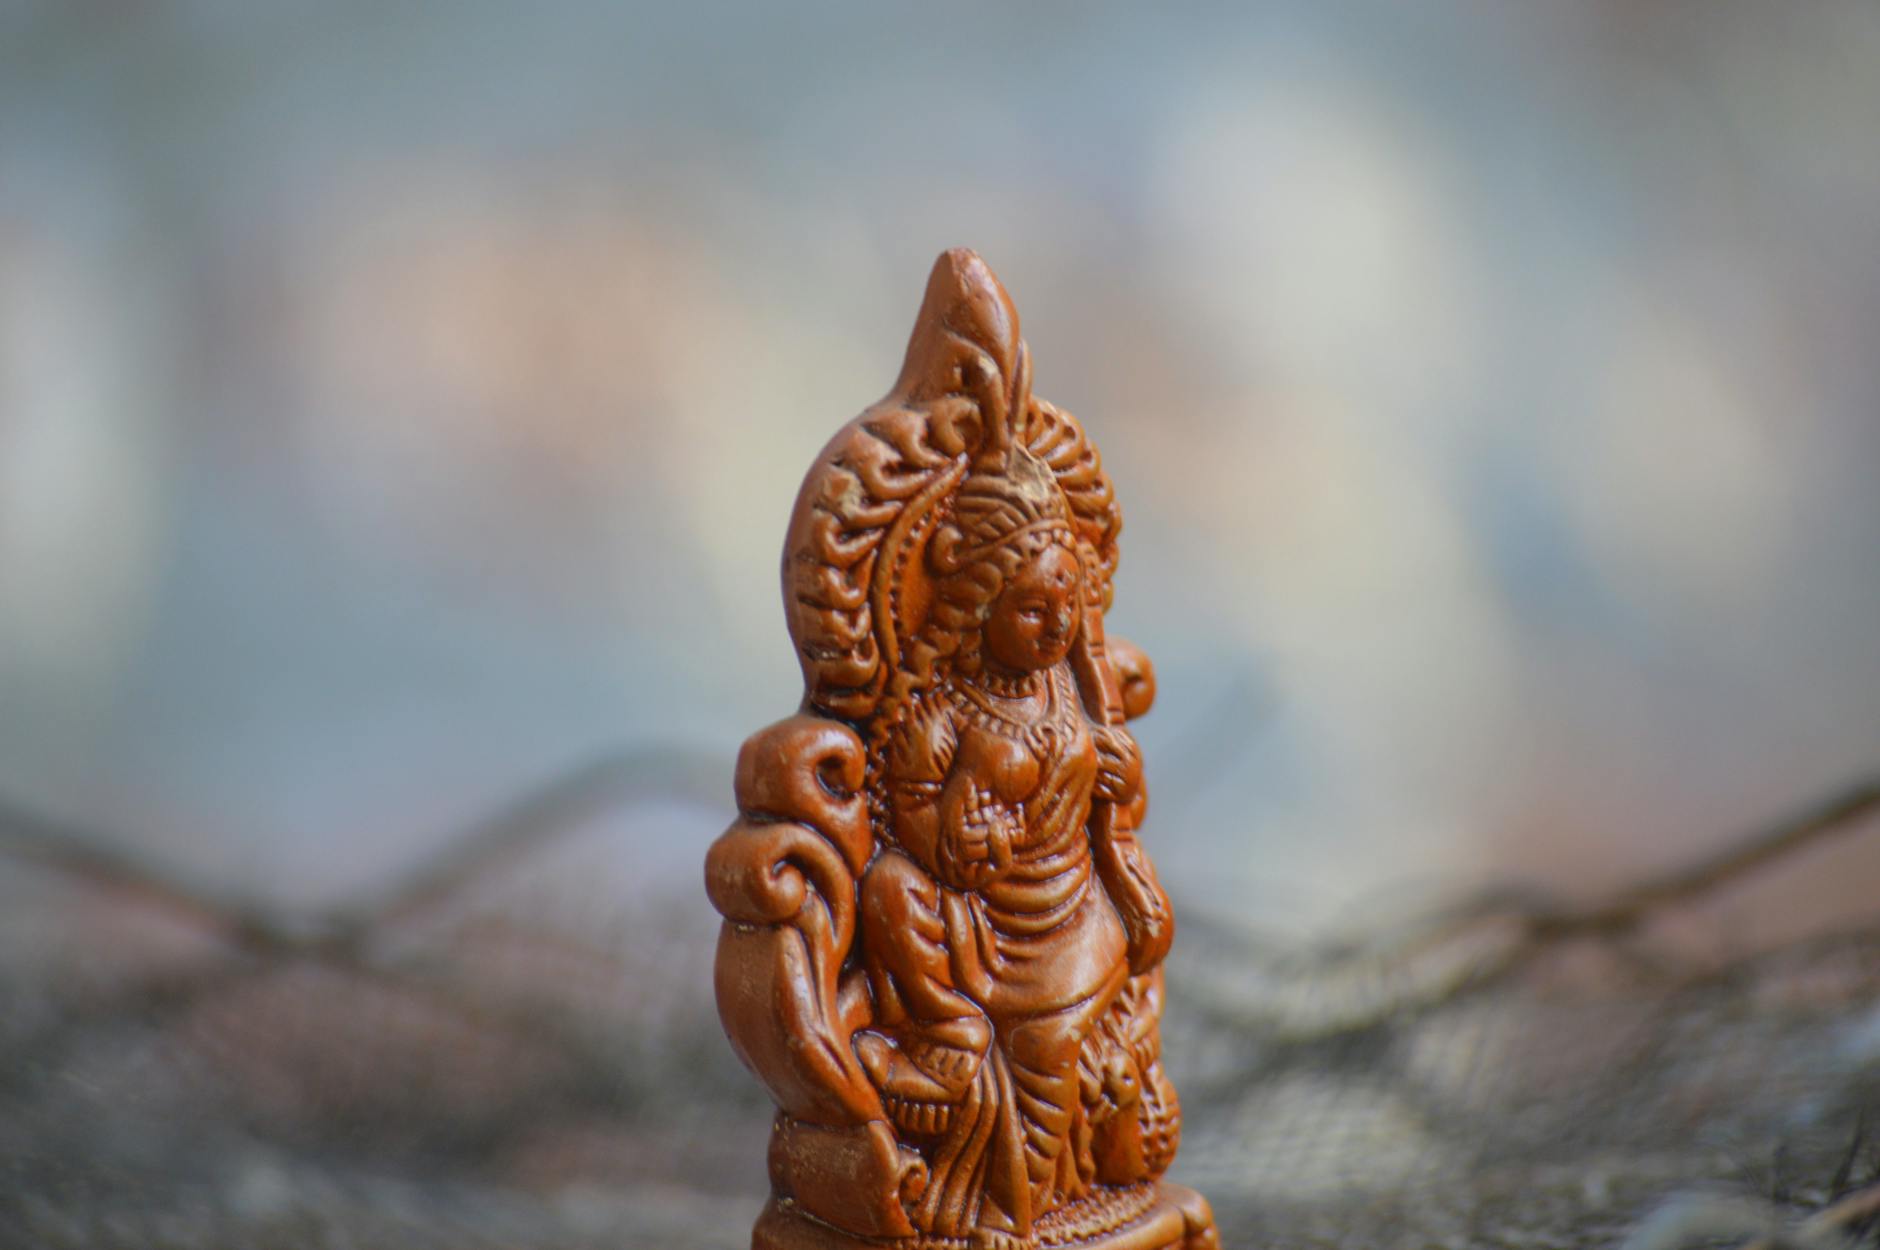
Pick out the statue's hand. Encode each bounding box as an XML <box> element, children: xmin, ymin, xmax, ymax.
<box><xmin>939</xmin><ymin>783</ymin><xmax>1017</xmax><ymax>889</ymax></box>
<box><xmin>1092</xmin><ymin>724</ymin><xmax>1142</xmax><ymax>805</ymax></box>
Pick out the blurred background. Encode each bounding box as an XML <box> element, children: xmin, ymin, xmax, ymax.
<box><xmin>2</xmin><ymin>2</ymin><xmax>1878</xmax><ymax>1248</ymax></box>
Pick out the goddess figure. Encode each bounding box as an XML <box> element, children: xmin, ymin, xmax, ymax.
<box><xmin>707</xmin><ymin>250</ymin><xmax>1216</xmax><ymax>1250</ymax></box>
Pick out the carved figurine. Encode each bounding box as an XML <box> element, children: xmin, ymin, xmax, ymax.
<box><xmin>707</xmin><ymin>250</ymin><xmax>1218</xmax><ymax>1250</ymax></box>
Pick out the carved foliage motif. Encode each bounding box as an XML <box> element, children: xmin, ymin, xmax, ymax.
<box><xmin>707</xmin><ymin>251</ymin><xmax>1217</xmax><ymax>1249</ymax></box>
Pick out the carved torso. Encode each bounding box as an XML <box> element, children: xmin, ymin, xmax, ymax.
<box><xmin>882</xmin><ymin>667</ymin><xmax>1125</xmax><ymax>1016</ymax></box>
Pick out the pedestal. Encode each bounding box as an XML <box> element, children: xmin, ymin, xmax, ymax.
<box><xmin>751</xmin><ymin>1182</ymin><xmax>1218</xmax><ymax>1250</ymax></box>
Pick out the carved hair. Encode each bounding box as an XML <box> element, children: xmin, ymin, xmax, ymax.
<box><xmin>780</xmin><ymin>249</ymin><xmax>1121</xmax><ymax>741</ymax></box>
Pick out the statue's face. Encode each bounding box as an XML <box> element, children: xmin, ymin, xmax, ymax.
<box><xmin>983</xmin><ymin>542</ymin><xmax>1082</xmax><ymax>674</ymax></box>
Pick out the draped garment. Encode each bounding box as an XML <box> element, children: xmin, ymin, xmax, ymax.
<box><xmin>862</xmin><ymin>664</ymin><xmax>1130</xmax><ymax>1237</ymax></box>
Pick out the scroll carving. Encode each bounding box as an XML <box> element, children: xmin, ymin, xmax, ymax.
<box><xmin>708</xmin><ymin>250</ymin><xmax>1218</xmax><ymax>1249</ymax></box>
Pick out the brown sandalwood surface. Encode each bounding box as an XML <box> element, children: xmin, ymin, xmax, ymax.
<box><xmin>706</xmin><ymin>250</ymin><xmax>1218</xmax><ymax>1249</ymax></box>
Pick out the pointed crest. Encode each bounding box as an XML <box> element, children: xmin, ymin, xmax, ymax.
<box><xmin>894</xmin><ymin>248</ymin><xmax>1031</xmax><ymax>459</ymax></box>
<box><xmin>780</xmin><ymin>248</ymin><xmax>1114</xmax><ymax>721</ymax></box>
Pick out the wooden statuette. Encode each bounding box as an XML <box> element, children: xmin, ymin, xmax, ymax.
<box><xmin>707</xmin><ymin>249</ymin><xmax>1218</xmax><ymax>1250</ymax></box>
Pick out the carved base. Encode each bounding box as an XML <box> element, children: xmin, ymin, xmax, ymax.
<box><xmin>751</xmin><ymin>1182</ymin><xmax>1217</xmax><ymax>1250</ymax></box>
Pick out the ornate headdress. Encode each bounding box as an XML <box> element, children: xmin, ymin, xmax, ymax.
<box><xmin>780</xmin><ymin>249</ymin><xmax>1121</xmax><ymax>726</ymax></box>
<box><xmin>932</xmin><ymin>443</ymin><xmax>1075</xmax><ymax>575</ymax></box>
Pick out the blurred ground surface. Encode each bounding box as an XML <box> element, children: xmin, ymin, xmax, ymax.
<box><xmin>2</xmin><ymin>780</ymin><xmax>1877</xmax><ymax>1249</ymax></box>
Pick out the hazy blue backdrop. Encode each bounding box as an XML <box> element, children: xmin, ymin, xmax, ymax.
<box><xmin>3</xmin><ymin>0</ymin><xmax>1878</xmax><ymax>947</ymax></box>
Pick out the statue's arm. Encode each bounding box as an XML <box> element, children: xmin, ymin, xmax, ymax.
<box><xmin>1076</xmin><ymin>633</ymin><xmax>1175</xmax><ymax>974</ymax></box>
<box><xmin>1092</xmin><ymin>723</ymin><xmax>1143</xmax><ymax>805</ymax></box>
<box><xmin>1095</xmin><ymin>635</ymin><xmax>1153</xmax><ymax>815</ymax></box>
<box><xmin>882</xmin><ymin>696</ymin><xmax>951</xmax><ymax>875</ymax></box>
